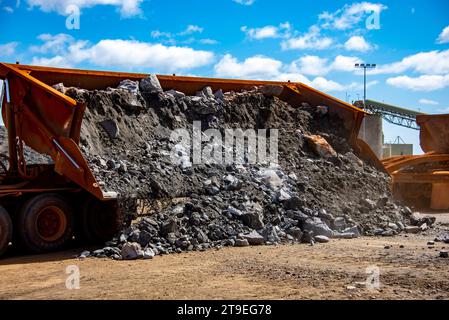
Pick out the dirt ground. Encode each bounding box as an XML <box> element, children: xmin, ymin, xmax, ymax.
<box><xmin>0</xmin><ymin>214</ymin><xmax>448</xmax><ymax>300</ymax></box>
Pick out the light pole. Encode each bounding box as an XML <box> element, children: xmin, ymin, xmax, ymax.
<box><xmin>355</xmin><ymin>63</ymin><xmax>377</xmax><ymax>106</ymax></box>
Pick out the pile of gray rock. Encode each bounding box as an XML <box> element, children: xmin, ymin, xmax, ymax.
<box><xmin>57</xmin><ymin>75</ymin><xmax>423</xmax><ymax>260</ymax></box>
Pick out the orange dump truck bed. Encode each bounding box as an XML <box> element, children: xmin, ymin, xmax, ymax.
<box><xmin>5</xmin><ymin>63</ymin><xmax>380</xmax><ymax>166</ymax></box>
<box><xmin>418</xmin><ymin>114</ymin><xmax>449</xmax><ymax>154</ymax></box>
<box><xmin>382</xmin><ymin>114</ymin><xmax>449</xmax><ymax>210</ymax></box>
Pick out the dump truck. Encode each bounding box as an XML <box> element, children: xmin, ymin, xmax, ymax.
<box><xmin>382</xmin><ymin>114</ymin><xmax>449</xmax><ymax>210</ymax></box>
<box><xmin>0</xmin><ymin>62</ymin><xmax>395</xmax><ymax>257</ymax></box>
<box><xmin>0</xmin><ymin>63</ymin><xmax>122</xmax><ymax>257</ymax></box>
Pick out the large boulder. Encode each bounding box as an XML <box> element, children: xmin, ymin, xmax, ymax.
<box><xmin>140</xmin><ymin>74</ymin><xmax>163</xmax><ymax>93</ymax></box>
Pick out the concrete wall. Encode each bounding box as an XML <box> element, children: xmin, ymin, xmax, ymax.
<box><xmin>359</xmin><ymin>114</ymin><xmax>383</xmax><ymax>159</ymax></box>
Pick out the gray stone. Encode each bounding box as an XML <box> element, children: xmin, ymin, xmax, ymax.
<box><xmin>314</xmin><ymin>235</ymin><xmax>330</xmax><ymax>243</ymax></box>
<box><xmin>121</xmin><ymin>242</ymin><xmax>144</xmax><ymax>260</ymax></box>
<box><xmin>227</xmin><ymin>206</ymin><xmax>243</xmax><ymax>217</ymax></box>
<box><xmin>439</xmin><ymin>250</ymin><xmax>448</xmax><ymax>258</ymax></box>
<box><xmin>243</xmin><ymin>230</ymin><xmax>265</xmax><ymax>245</ymax></box>
<box><xmin>361</xmin><ymin>198</ymin><xmax>376</xmax><ymax>210</ymax></box>
<box><xmin>342</xmin><ymin>225</ymin><xmax>361</xmax><ymax>238</ymax></box>
<box><xmin>303</xmin><ymin>218</ymin><xmax>334</xmax><ymax>238</ymax></box>
<box><xmin>332</xmin><ymin>217</ymin><xmax>347</xmax><ymax>231</ymax></box>
<box><xmin>118</xmin><ymin>79</ymin><xmax>139</xmax><ymax>95</ymax></box>
<box><xmin>381</xmin><ymin>229</ymin><xmax>395</xmax><ymax>237</ymax></box>
<box><xmin>103</xmin><ymin>246</ymin><xmax>121</xmax><ymax>256</ymax></box>
<box><xmin>160</xmin><ymin>218</ymin><xmax>177</xmax><ymax>235</ymax></box>
<box><xmin>402</xmin><ymin>206</ymin><xmax>413</xmax><ymax>216</ymax></box>
<box><xmin>137</xmin><ymin>230</ymin><xmax>152</xmax><ymax>247</ymax></box>
<box><xmin>241</xmin><ymin>212</ymin><xmax>264</xmax><ymax>229</ymax></box>
<box><xmin>165</xmin><ymin>89</ymin><xmax>186</xmax><ymax>99</ymax></box>
<box><xmin>278</xmin><ymin>188</ymin><xmax>291</xmax><ymax>202</ymax></box>
<box><xmin>224</xmin><ymin>175</ymin><xmax>241</xmax><ymax>191</ymax></box>
<box><xmin>318</xmin><ymin>209</ymin><xmax>334</xmax><ymax>222</ymax></box>
<box><xmin>79</xmin><ymin>250</ymin><xmax>90</xmax><ymax>259</ymax></box>
<box><xmin>190</xmin><ymin>98</ymin><xmax>218</xmax><ymax>115</ymax></box>
<box><xmin>214</xmin><ymin>89</ymin><xmax>225</xmax><ymax>100</ymax></box>
<box><xmin>143</xmin><ymin>248</ymin><xmax>155</xmax><ymax>259</ymax></box>
<box><xmin>410</xmin><ymin>212</ymin><xmax>422</xmax><ymax>225</ymax></box>
<box><xmin>334</xmin><ymin>232</ymin><xmax>358</xmax><ymax>239</ymax></box>
<box><xmin>140</xmin><ymin>74</ymin><xmax>163</xmax><ymax>93</ymax></box>
<box><xmin>260</xmin><ymin>169</ymin><xmax>283</xmax><ymax>190</ymax></box>
<box><xmin>260</xmin><ymin>85</ymin><xmax>284</xmax><ymax>97</ymax></box>
<box><xmin>405</xmin><ymin>226</ymin><xmax>421</xmax><ymax>234</ymax></box>
<box><xmin>98</xmin><ymin>158</ymin><xmax>107</xmax><ymax>167</ymax></box>
<box><xmin>52</xmin><ymin>83</ymin><xmax>66</xmax><ymax>94</ymax></box>
<box><xmin>100</xmin><ymin>119</ymin><xmax>120</xmax><ymax>140</ymax></box>
<box><xmin>196</xmin><ymin>229</ymin><xmax>209</xmax><ymax>243</ymax></box>
<box><xmin>283</xmin><ymin>196</ymin><xmax>304</xmax><ymax>210</ymax></box>
<box><xmin>93</xmin><ymin>249</ymin><xmax>105</xmax><ymax>256</ymax></box>
<box><xmin>388</xmin><ymin>222</ymin><xmax>399</xmax><ymax>231</ymax></box>
<box><xmin>202</xmin><ymin>86</ymin><xmax>214</xmax><ymax>99</ymax></box>
<box><xmin>262</xmin><ymin>226</ymin><xmax>281</xmax><ymax>243</ymax></box>
<box><xmin>286</xmin><ymin>227</ymin><xmax>303</xmax><ymax>241</ymax></box>
<box><xmin>235</xmin><ymin>238</ymin><xmax>250</xmax><ymax>247</ymax></box>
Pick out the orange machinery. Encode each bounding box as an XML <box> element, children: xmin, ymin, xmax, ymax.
<box><xmin>0</xmin><ymin>62</ymin><xmax>376</xmax><ymax>257</ymax></box>
<box><xmin>382</xmin><ymin>114</ymin><xmax>449</xmax><ymax>210</ymax></box>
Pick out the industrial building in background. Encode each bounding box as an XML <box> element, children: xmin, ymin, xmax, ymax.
<box><xmin>383</xmin><ymin>136</ymin><xmax>413</xmax><ymax>159</ymax></box>
<box><xmin>356</xmin><ymin>99</ymin><xmax>424</xmax><ymax>159</ymax></box>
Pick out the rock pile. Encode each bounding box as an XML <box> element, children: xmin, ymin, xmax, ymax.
<box><xmin>55</xmin><ymin>76</ymin><xmax>422</xmax><ymax>259</ymax></box>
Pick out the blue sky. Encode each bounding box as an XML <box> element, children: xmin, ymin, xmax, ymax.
<box><xmin>1</xmin><ymin>0</ymin><xmax>449</xmax><ymax>154</ymax></box>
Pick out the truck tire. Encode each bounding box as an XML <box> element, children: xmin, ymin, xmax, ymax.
<box><xmin>80</xmin><ymin>198</ymin><xmax>120</xmax><ymax>244</ymax></box>
<box><xmin>0</xmin><ymin>206</ymin><xmax>13</xmax><ymax>257</ymax></box>
<box><xmin>17</xmin><ymin>194</ymin><xmax>74</xmax><ymax>253</ymax></box>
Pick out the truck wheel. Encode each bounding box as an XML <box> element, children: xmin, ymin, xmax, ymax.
<box><xmin>80</xmin><ymin>198</ymin><xmax>120</xmax><ymax>244</ymax></box>
<box><xmin>17</xmin><ymin>194</ymin><xmax>73</xmax><ymax>253</ymax></box>
<box><xmin>0</xmin><ymin>206</ymin><xmax>13</xmax><ymax>257</ymax></box>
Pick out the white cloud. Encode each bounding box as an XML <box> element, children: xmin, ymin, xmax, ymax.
<box><xmin>31</xmin><ymin>56</ymin><xmax>74</xmax><ymax>68</ymax></box>
<box><xmin>30</xmin><ymin>33</ymin><xmax>73</xmax><ymax>54</ymax></box>
<box><xmin>344</xmin><ymin>36</ymin><xmax>372</xmax><ymax>52</ymax></box>
<box><xmin>241</xmin><ymin>22</ymin><xmax>291</xmax><ymax>40</ymax></box>
<box><xmin>387</xmin><ymin>74</ymin><xmax>449</xmax><ymax>91</ymax></box>
<box><xmin>319</xmin><ymin>2</ymin><xmax>387</xmax><ymax>30</ymax></box>
<box><xmin>331</xmin><ymin>55</ymin><xmax>363</xmax><ymax>72</ymax></box>
<box><xmin>438</xmin><ymin>106</ymin><xmax>449</xmax><ymax>113</ymax></box>
<box><xmin>241</xmin><ymin>25</ymin><xmax>278</xmax><ymax>40</ymax></box>
<box><xmin>233</xmin><ymin>0</ymin><xmax>255</xmax><ymax>5</ymax></box>
<box><xmin>274</xmin><ymin>72</ymin><xmax>311</xmax><ymax>84</ymax></box>
<box><xmin>179</xmin><ymin>25</ymin><xmax>204</xmax><ymax>36</ymax></box>
<box><xmin>371</xmin><ymin>49</ymin><xmax>449</xmax><ymax>75</ymax></box>
<box><xmin>0</xmin><ymin>42</ymin><xmax>19</xmax><ymax>56</ymax></box>
<box><xmin>199</xmin><ymin>39</ymin><xmax>219</xmax><ymax>45</ymax></box>
<box><xmin>281</xmin><ymin>25</ymin><xmax>333</xmax><ymax>50</ymax></box>
<box><xmin>292</xmin><ymin>55</ymin><xmax>329</xmax><ymax>76</ymax></box>
<box><xmin>277</xmin><ymin>75</ymin><xmax>376</xmax><ymax>92</ymax></box>
<box><xmin>419</xmin><ymin>99</ymin><xmax>439</xmax><ymax>105</ymax></box>
<box><xmin>262</xmin><ymin>70</ymin><xmax>345</xmax><ymax>91</ymax></box>
<box><xmin>151</xmin><ymin>30</ymin><xmax>172</xmax><ymax>39</ymax></box>
<box><xmin>26</xmin><ymin>0</ymin><xmax>143</xmax><ymax>17</ymax></box>
<box><xmin>437</xmin><ymin>25</ymin><xmax>449</xmax><ymax>44</ymax></box>
<box><xmin>289</xmin><ymin>54</ymin><xmax>362</xmax><ymax>76</ymax></box>
<box><xmin>213</xmin><ymin>54</ymin><xmax>375</xmax><ymax>92</ymax></box>
<box><xmin>30</xmin><ymin>35</ymin><xmax>215</xmax><ymax>73</ymax></box>
<box><xmin>311</xmin><ymin>77</ymin><xmax>346</xmax><ymax>91</ymax></box>
<box><xmin>214</xmin><ymin>54</ymin><xmax>282</xmax><ymax>79</ymax></box>
<box><xmin>151</xmin><ymin>25</ymin><xmax>212</xmax><ymax>46</ymax></box>
<box><xmin>3</xmin><ymin>6</ymin><xmax>14</xmax><ymax>13</ymax></box>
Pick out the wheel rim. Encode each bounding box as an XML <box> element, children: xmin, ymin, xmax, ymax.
<box><xmin>35</xmin><ymin>206</ymin><xmax>67</xmax><ymax>242</ymax></box>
